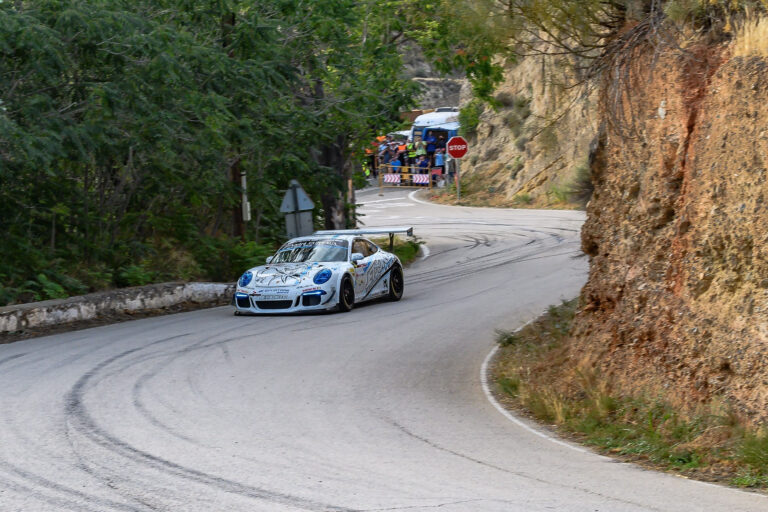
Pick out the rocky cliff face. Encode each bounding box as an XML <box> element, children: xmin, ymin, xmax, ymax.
<box><xmin>401</xmin><ymin>43</ymin><xmax>463</xmax><ymax>109</ymax></box>
<box><xmin>573</xmin><ymin>47</ymin><xmax>768</xmax><ymax>420</ymax></box>
<box><xmin>455</xmin><ymin>54</ymin><xmax>598</xmax><ymax>207</ymax></box>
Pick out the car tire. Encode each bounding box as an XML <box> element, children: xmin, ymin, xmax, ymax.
<box><xmin>338</xmin><ymin>275</ymin><xmax>355</xmax><ymax>312</ymax></box>
<box><xmin>388</xmin><ymin>264</ymin><xmax>404</xmax><ymax>301</ymax></box>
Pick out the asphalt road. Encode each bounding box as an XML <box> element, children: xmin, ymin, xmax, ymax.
<box><xmin>0</xmin><ymin>188</ymin><xmax>765</xmax><ymax>511</ymax></box>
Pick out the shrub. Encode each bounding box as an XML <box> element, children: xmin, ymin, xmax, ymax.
<box><xmin>513</xmin><ymin>193</ymin><xmax>533</xmax><ymax>205</ymax></box>
<box><xmin>663</xmin><ymin>0</ymin><xmax>707</xmax><ymax>25</ymax></box>
<box><xmin>459</xmin><ymin>99</ymin><xmax>484</xmax><ymax>138</ymax></box>
<box><xmin>739</xmin><ymin>431</ymin><xmax>768</xmax><ymax>474</ymax></box>
<box><xmin>494</xmin><ymin>91</ymin><xmax>516</xmax><ymax>107</ymax></box>
<box><xmin>538</xmin><ymin>125</ymin><xmax>559</xmax><ymax>153</ymax></box>
<box><xmin>507</xmin><ymin>156</ymin><xmax>524</xmax><ymax>179</ymax></box>
<box><xmin>194</xmin><ymin>239</ymin><xmax>275</xmax><ymax>283</ymax></box>
<box><xmin>548</xmin><ymin>183</ymin><xmax>570</xmax><ymax>204</ymax></box>
<box><xmin>502</xmin><ymin>96</ymin><xmax>532</xmax><ymax>138</ymax></box>
<box><xmin>513</xmin><ymin>96</ymin><xmax>532</xmax><ymax>120</ymax></box>
<box><xmin>504</xmin><ymin>112</ymin><xmax>525</xmax><ymax>138</ymax></box>
<box><xmin>116</xmin><ymin>264</ymin><xmax>157</xmax><ymax>287</ymax></box>
<box><xmin>567</xmin><ymin>162</ymin><xmax>594</xmax><ymax>207</ymax></box>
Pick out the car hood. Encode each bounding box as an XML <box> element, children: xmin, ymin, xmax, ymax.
<box><xmin>246</xmin><ymin>262</ymin><xmax>342</xmax><ymax>287</ymax></box>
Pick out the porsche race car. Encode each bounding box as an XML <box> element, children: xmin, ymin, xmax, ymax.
<box><xmin>233</xmin><ymin>227</ymin><xmax>412</xmax><ymax>314</ymax></box>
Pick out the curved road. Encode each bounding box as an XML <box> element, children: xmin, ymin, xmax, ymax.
<box><xmin>0</xmin><ymin>189</ymin><xmax>764</xmax><ymax>511</ymax></box>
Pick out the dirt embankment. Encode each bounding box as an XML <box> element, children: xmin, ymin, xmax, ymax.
<box><xmin>572</xmin><ymin>47</ymin><xmax>768</xmax><ymax>421</ymax></box>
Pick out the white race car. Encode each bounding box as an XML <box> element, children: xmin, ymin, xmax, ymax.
<box><xmin>233</xmin><ymin>228</ymin><xmax>412</xmax><ymax>314</ymax></box>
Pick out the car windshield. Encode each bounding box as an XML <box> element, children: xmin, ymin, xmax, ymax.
<box><xmin>272</xmin><ymin>239</ymin><xmax>349</xmax><ymax>263</ymax></box>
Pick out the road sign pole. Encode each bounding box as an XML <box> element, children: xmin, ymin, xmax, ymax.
<box><xmin>456</xmin><ymin>158</ymin><xmax>461</xmax><ymax>201</ymax></box>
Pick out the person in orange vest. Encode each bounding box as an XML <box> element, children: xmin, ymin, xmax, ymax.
<box><xmin>397</xmin><ymin>141</ymin><xmax>407</xmax><ymax>166</ymax></box>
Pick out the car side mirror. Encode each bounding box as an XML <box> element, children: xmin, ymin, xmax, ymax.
<box><xmin>265</xmin><ymin>256</ymin><xmax>273</xmax><ymax>264</ymax></box>
<box><xmin>351</xmin><ymin>252</ymin><xmax>364</xmax><ymax>262</ymax></box>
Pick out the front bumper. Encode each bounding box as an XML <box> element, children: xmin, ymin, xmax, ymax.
<box><xmin>233</xmin><ymin>286</ymin><xmax>337</xmax><ymax>314</ymax></box>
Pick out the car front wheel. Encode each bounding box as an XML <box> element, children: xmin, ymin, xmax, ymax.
<box><xmin>338</xmin><ymin>275</ymin><xmax>355</xmax><ymax>312</ymax></box>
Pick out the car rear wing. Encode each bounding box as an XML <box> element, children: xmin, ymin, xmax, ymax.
<box><xmin>314</xmin><ymin>226</ymin><xmax>413</xmax><ymax>251</ymax></box>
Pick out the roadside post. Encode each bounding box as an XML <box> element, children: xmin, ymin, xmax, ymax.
<box><xmin>280</xmin><ymin>180</ymin><xmax>315</xmax><ymax>239</ymax></box>
<box><xmin>446</xmin><ymin>136</ymin><xmax>468</xmax><ymax>200</ymax></box>
<box><xmin>240</xmin><ymin>172</ymin><xmax>251</xmax><ymax>224</ymax></box>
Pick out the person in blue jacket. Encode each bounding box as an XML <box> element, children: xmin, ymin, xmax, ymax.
<box><xmin>424</xmin><ymin>131</ymin><xmax>437</xmax><ymax>165</ymax></box>
<box><xmin>434</xmin><ymin>148</ymin><xmax>445</xmax><ymax>173</ymax></box>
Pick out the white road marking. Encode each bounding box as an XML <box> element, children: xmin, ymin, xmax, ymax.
<box><xmin>365</xmin><ymin>202</ymin><xmax>414</xmax><ymax>209</ymax></box>
<box><xmin>359</xmin><ymin>197</ymin><xmax>409</xmax><ymax>205</ymax></box>
<box><xmin>480</xmin><ymin>318</ymin><xmax>592</xmax><ymax>455</ymax></box>
<box><xmin>408</xmin><ymin>189</ymin><xmax>440</xmax><ymax>206</ymax></box>
<box><xmin>481</xmin><ymin>330</ymin><xmax>768</xmax><ymax>497</ymax></box>
<box><xmin>418</xmin><ymin>243</ymin><xmax>430</xmax><ymax>261</ymax></box>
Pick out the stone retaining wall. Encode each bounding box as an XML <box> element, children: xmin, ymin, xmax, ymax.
<box><xmin>0</xmin><ymin>282</ymin><xmax>234</xmax><ymax>334</ymax></box>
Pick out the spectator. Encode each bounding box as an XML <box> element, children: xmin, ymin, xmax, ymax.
<box><xmin>396</xmin><ymin>140</ymin><xmax>407</xmax><ymax>166</ymax></box>
<box><xmin>390</xmin><ymin>158</ymin><xmax>401</xmax><ymax>173</ymax></box>
<box><xmin>379</xmin><ymin>146</ymin><xmax>392</xmax><ymax>166</ymax></box>
<box><xmin>424</xmin><ymin>131</ymin><xmax>437</xmax><ymax>164</ymax></box>
<box><xmin>414</xmin><ymin>135</ymin><xmax>427</xmax><ymax>161</ymax></box>
<box><xmin>436</xmin><ymin>134</ymin><xmax>446</xmax><ymax>153</ymax></box>
<box><xmin>378</xmin><ymin>135</ymin><xmax>391</xmax><ymax>156</ymax></box>
<box><xmin>434</xmin><ymin>148</ymin><xmax>445</xmax><ymax>174</ymax></box>
<box><xmin>406</xmin><ymin>138</ymin><xmax>417</xmax><ymax>168</ymax></box>
<box><xmin>416</xmin><ymin>154</ymin><xmax>430</xmax><ymax>173</ymax></box>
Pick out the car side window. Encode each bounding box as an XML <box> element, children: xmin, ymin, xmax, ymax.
<box><xmin>352</xmin><ymin>239</ymin><xmax>368</xmax><ymax>257</ymax></box>
<box><xmin>364</xmin><ymin>240</ymin><xmax>379</xmax><ymax>255</ymax></box>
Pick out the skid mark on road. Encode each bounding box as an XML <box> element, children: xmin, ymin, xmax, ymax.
<box><xmin>60</xmin><ymin>325</ymin><xmax>357</xmax><ymax>511</ymax></box>
<box><xmin>386</xmin><ymin>419</ymin><xmax>662</xmax><ymax>511</ymax></box>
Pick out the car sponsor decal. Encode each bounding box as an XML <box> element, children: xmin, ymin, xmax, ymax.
<box><xmin>360</xmin><ymin>257</ymin><xmax>397</xmax><ymax>300</ymax></box>
<box><xmin>251</xmin><ymin>287</ymin><xmax>291</xmax><ymax>296</ymax></box>
<box><xmin>355</xmin><ymin>257</ymin><xmax>393</xmax><ymax>297</ymax></box>
<box><xmin>252</xmin><ymin>264</ymin><xmax>320</xmax><ymax>287</ymax></box>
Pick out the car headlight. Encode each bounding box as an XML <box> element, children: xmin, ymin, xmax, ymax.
<box><xmin>313</xmin><ymin>269</ymin><xmax>332</xmax><ymax>284</ymax></box>
<box><xmin>238</xmin><ymin>271</ymin><xmax>253</xmax><ymax>287</ymax></box>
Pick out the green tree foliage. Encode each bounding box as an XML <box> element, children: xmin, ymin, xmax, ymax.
<box><xmin>407</xmin><ymin>0</ymin><xmax>510</xmax><ymax>101</ymax></box>
<box><xmin>0</xmin><ymin>0</ymin><xmax>417</xmax><ymax>305</ymax></box>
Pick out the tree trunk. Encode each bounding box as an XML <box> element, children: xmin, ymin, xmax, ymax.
<box><xmin>318</xmin><ymin>134</ymin><xmax>349</xmax><ymax>229</ymax></box>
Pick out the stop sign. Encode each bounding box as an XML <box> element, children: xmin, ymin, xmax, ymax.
<box><xmin>446</xmin><ymin>136</ymin><xmax>469</xmax><ymax>159</ymax></box>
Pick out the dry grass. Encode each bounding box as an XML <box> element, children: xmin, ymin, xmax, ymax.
<box><xmin>733</xmin><ymin>15</ymin><xmax>768</xmax><ymax>57</ymax></box>
<box><xmin>492</xmin><ymin>299</ymin><xmax>768</xmax><ymax>488</ymax></box>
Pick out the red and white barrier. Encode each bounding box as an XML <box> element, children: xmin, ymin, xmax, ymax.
<box><xmin>383</xmin><ymin>174</ymin><xmax>401</xmax><ymax>184</ymax></box>
<box><xmin>412</xmin><ymin>174</ymin><xmax>429</xmax><ymax>185</ymax></box>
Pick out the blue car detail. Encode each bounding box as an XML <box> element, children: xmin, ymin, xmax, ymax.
<box><xmin>238</xmin><ymin>271</ymin><xmax>253</xmax><ymax>287</ymax></box>
<box><xmin>313</xmin><ymin>268</ymin><xmax>332</xmax><ymax>284</ymax></box>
